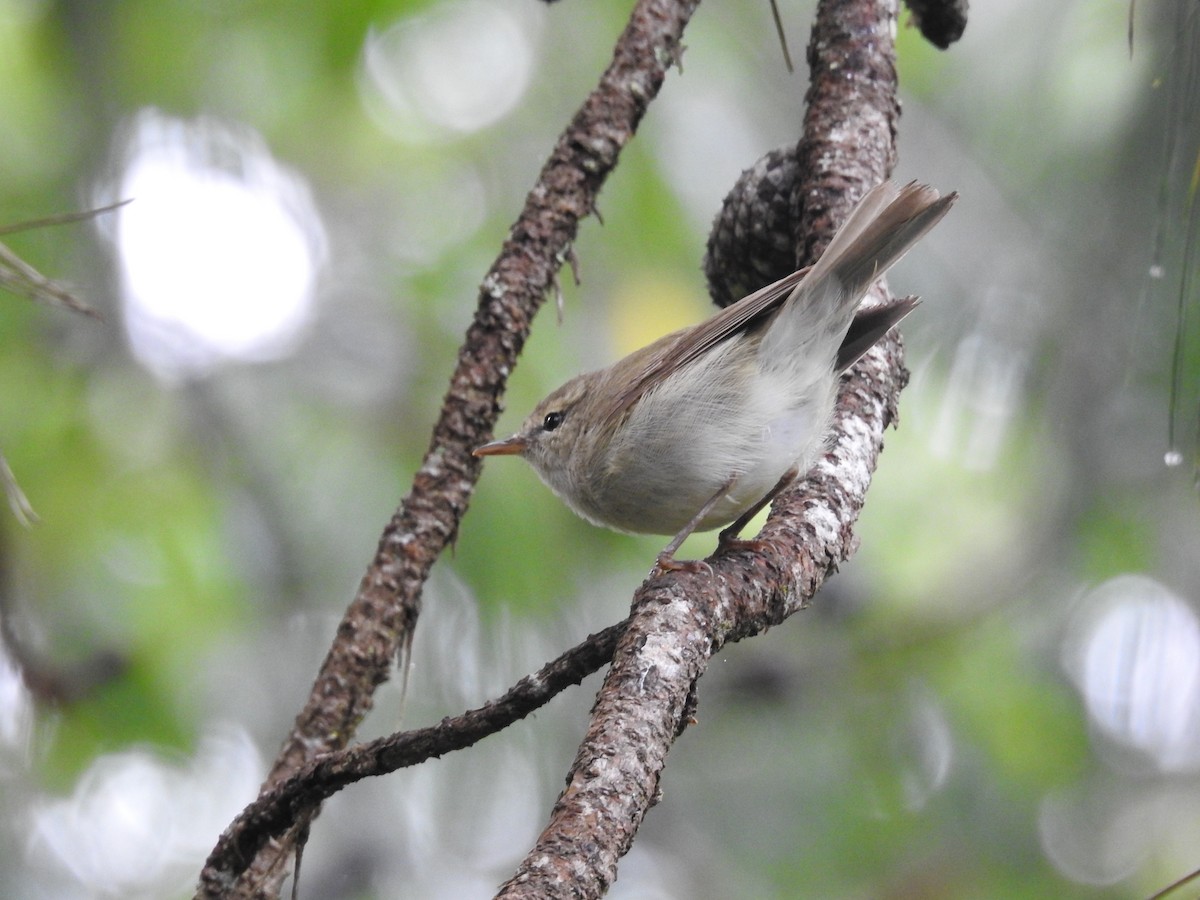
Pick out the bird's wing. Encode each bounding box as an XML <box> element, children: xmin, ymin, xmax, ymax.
<box><xmin>595</xmin><ymin>265</ymin><xmax>810</xmax><ymax>428</ymax></box>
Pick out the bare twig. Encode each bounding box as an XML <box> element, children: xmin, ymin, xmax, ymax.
<box><xmin>769</xmin><ymin>0</ymin><xmax>795</xmax><ymax>72</ymax></box>
<box><xmin>1</xmin><ymin>453</ymin><xmax>37</xmax><ymax>527</ymax></box>
<box><xmin>1145</xmin><ymin>863</ymin><xmax>1200</xmax><ymax>900</ymax></box>
<box><xmin>0</xmin><ymin>199</ymin><xmax>130</xmax><ymax>319</ymax></box>
<box><xmin>200</xmin><ymin>622</ymin><xmax>625</xmax><ymax>884</ymax></box>
<box><xmin>0</xmin><ymin>199</ymin><xmax>132</xmax><ymax>236</ymax></box>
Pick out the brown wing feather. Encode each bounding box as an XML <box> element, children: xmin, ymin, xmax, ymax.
<box><xmin>595</xmin><ymin>265</ymin><xmax>811</xmax><ymax>428</ymax></box>
<box><xmin>593</xmin><ymin>180</ymin><xmax>955</xmax><ymax>429</ymax></box>
<box><xmin>835</xmin><ymin>297</ymin><xmax>919</xmax><ymax>372</ymax></box>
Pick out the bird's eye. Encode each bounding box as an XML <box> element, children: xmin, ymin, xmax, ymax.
<box><xmin>542</xmin><ymin>411</ymin><xmax>565</xmax><ymax>432</ymax></box>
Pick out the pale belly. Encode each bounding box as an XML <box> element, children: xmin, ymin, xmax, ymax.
<box><xmin>572</xmin><ymin>391</ymin><xmax>832</xmax><ymax>536</ymax></box>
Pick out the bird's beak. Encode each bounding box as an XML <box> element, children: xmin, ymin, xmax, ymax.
<box><xmin>473</xmin><ymin>435</ymin><xmax>527</xmax><ymax>457</ymax></box>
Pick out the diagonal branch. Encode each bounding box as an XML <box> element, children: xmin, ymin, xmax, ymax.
<box><xmin>200</xmin><ymin>622</ymin><xmax>626</xmax><ymax>886</ymax></box>
<box><xmin>199</xmin><ymin>0</ymin><xmax>700</xmax><ymax>895</ymax></box>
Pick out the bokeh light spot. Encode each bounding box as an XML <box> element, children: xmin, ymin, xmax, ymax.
<box><xmin>109</xmin><ymin>110</ymin><xmax>326</xmax><ymax>380</ymax></box>
<box><xmin>1065</xmin><ymin>575</ymin><xmax>1200</xmax><ymax>772</ymax></box>
<box><xmin>360</xmin><ymin>0</ymin><xmax>538</xmax><ymax>142</ymax></box>
<box><xmin>28</xmin><ymin>727</ymin><xmax>262</xmax><ymax>895</ymax></box>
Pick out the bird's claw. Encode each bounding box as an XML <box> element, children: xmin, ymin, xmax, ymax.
<box><xmin>652</xmin><ymin>553</ymin><xmax>714</xmax><ymax>578</ymax></box>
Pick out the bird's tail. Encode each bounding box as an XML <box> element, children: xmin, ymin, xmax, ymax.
<box><xmin>760</xmin><ymin>180</ymin><xmax>956</xmax><ymax>367</ymax></box>
<box><xmin>815</xmin><ymin>180</ymin><xmax>956</xmax><ymax>303</ymax></box>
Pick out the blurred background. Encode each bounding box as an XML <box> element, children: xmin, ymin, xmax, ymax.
<box><xmin>2</xmin><ymin>0</ymin><xmax>1198</xmax><ymax>897</ymax></box>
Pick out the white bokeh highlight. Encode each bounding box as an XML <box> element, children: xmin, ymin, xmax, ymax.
<box><xmin>360</xmin><ymin>0</ymin><xmax>540</xmax><ymax>142</ymax></box>
<box><xmin>1038</xmin><ymin>783</ymin><xmax>1151</xmax><ymax>886</ymax></box>
<box><xmin>1064</xmin><ymin>575</ymin><xmax>1200</xmax><ymax>772</ymax></box>
<box><xmin>0</xmin><ymin>650</ymin><xmax>33</xmax><ymax>765</ymax></box>
<box><xmin>28</xmin><ymin>726</ymin><xmax>262</xmax><ymax>897</ymax></box>
<box><xmin>112</xmin><ymin>110</ymin><xmax>326</xmax><ymax>380</ymax></box>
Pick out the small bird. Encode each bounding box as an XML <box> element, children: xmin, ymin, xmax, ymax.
<box><xmin>475</xmin><ymin>180</ymin><xmax>956</xmax><ymax>570</ymax></box>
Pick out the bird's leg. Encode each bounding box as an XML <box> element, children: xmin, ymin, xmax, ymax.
<box><xmin>716</xmin><ymin>466</ymin><xmax>799</xmax><ymax>552</ymax></box>
<box><xmin>654</xmin><ymin>473</ymin><xmax>739</xmax><ymax>574</ymax></box>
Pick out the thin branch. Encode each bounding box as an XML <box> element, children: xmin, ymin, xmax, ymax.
<box><xmin>0</xmin><ymin>239</ymin><xmax>101</xmax><ymax>319</ymax></box>
<box><xmin>200</xmin><ymin>622</ymin><xmax>625</xmax><ymax>885</ymax></box>
<box><xmin>769</xmin><ymin>0</ymin><xmax>795</xmax><ymax>72</ymax></box>
<box><xmin>0</xmin><ymin>199</ymin><xmax>132</xmax><ymax>236</ymax></box>
<box><xmin>1145</xmin><ymin>863</ymin><xmax>1200</xmax><ymax>900</ymax></box>
<box><xmin>1</xmin><ymin>453</ymin><xmax>38</xmax><ymax>528</ymax></box>
<box><xmin>199</xmin><ymin>0</ymin><xmax>700</xmax><ymax>895</ymax></box>
<box><xmin>0</xmin><ymin>199</ymin><xmax>130</xmax><ymax>319</ymax></box>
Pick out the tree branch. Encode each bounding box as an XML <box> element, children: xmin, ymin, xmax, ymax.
<box><xmin>199</xmin><ymin>622</ymin><xmax>626</xmax><ymax>888</ymax></box>
<box><xmin>199</xmin><ymin>0</ymin><xmax>699</xmax><ymax>895</ymax></box>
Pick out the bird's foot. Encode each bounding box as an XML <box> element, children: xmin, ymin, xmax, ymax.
<box><xmin>652</xmin><ymin>552</ymin><xmax>713</xmax><ymax>578</ymax></box>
